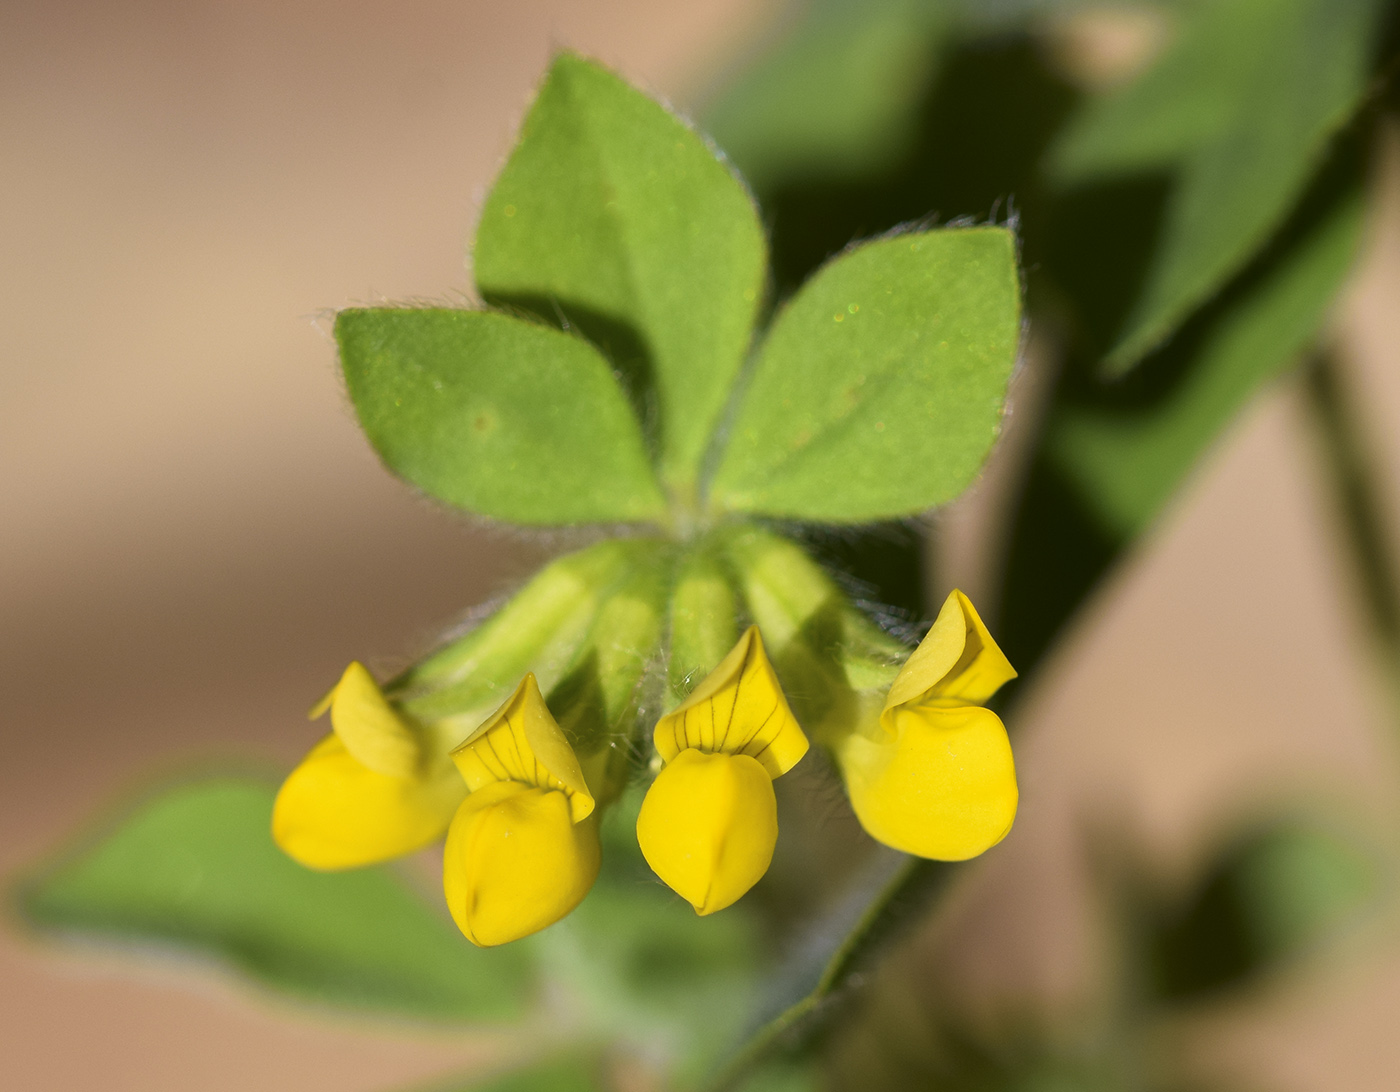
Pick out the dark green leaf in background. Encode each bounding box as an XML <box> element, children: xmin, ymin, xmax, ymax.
<box><xmin>1046</xmin><ymin>167</ymin><xmax>1367</xmax><ymax>539</ymax></box>
<box><xmin>1001</xmin><ymin>136</ymin><xmax>1369</xmax><ymax>676</ymax></box>
<box><xmin>474</xmin><ymin>52</ymin><xmax>766</xmax><ymax>498</ymax></box>
<box><xmin>19</xmin><ymin>777</ymin><xmax>534</xmax><ymax>1022</ymax></box>
<box><xmin>337</xmin><ymin>308</ymin><xmax>665</xmax><ymax>525</ymax></box>
<box><xmin>1148</xmin><ymin>818</ymin><xmax>1377</xmax><ymax>1002</ymax></box>
<box><xmin>1051</xmin><ymin>0</ymin><xmax>1384</xmax><ymax>373</ymax></box>
<box><xmin>709</xmin><ymin>227</ymin><xmax>1020</xmax><ymax>522</ymax></box>
<box><xmin>703</xmin><ymin>0</ymin><xmax>950</xmax><ymax>194</ymax></box>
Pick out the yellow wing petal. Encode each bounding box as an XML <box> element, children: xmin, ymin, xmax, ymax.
<box><xmin>841</xmin><ymin>702</ymin><xmax>1017</xmax><ymax>860</ymax></box>
<box><xmin>316</xmin><ymin>662</ymin><xmax>422</xmax><ymax>778</ymax></box>
<box><xmin>654</xmin><ymin>626</ymin><xmax>809</xmax><ymax>778</ymax></box>
<box><xmin>272</xmin><ymin>734</ymin><xmax>465</xmax><ymax>870</ymax></box>
<box><xmin>451</xmin><ymin>673</ymin><xmax>595</xmax><ymax>822</ymax></box>
<box><xmin>883</xmin><ymin>591</ymin><xmax>1016</xmax><ymax>714</ymax></box>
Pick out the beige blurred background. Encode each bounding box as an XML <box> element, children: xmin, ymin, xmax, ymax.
<box><xmin>3</xmin><ymin>2</ymin><xmax>1399</xmax><ymax>1089</ymax></box>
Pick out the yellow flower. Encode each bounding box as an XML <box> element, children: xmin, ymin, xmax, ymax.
<box><xmin>837</xmin><ymin>590</ymin><xmax>1018</xmax><ymax>860</ymax></box>
<box><xmin>637</xmin><ymin>626</ymin><xmax>809</xmax><ymax>915</ymax></box>
<box><xmin>272</xmin><ymin>662</ymin><xmax>467</xmax><ymax>870</ymax></box>
<box><xmin>444</xmin><ymin>673</ymin><xmax>600</xmax><ymax>946</ymax></box>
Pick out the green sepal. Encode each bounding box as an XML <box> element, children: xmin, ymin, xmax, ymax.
<box><xmin>474</xmin><ymin>52</ymin><xmax>767</xmax><ymax>497</ymax></box>
<box><xmin>336</xmin><ymin>308</ymin><xmax>666</xmax><ymax>525</ymax></box>
<box><xmin>666</xmin><ymin>546</ymin><xmax>741</xmax><ymax>704</ymax></box>
<box><xmin>708</xmin><ymin>228</ymin><xmax>1020</xmax><ymax>521</ymax></box>
<box><xmin>397</xmin><ymin>540</ymin><xmax>666</xmax><ymax>741</ymax></box>
<box><xmin>720</xmin><ymin>526</ymin><xmax>903</xmax><ymax>738</ymax></box>
<box><xmin>18</xmin><ymin>777</ymin><xmax>534</xmax><ymax>1022</ymax></box>
<box><xmin>547</xmin><ymin>544</ymin><xmax>675</xmax><ymax>799</ymax></box>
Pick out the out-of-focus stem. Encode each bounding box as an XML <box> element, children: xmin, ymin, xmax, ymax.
<box><xmin>1304</xmin><ymin>345</ymin><xmax>1400</xmax><ymax>725</ymax></box>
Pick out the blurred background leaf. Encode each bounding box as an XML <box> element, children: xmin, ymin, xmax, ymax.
<box><xmin>18</xmin><ymin>776</ymin><xmax>536</xmax><ymax>1022</ymax></box>
<box><xmin>1143</xmin><ymin>817</ymin><xmax>1379</xmax><ymax>1003</ymax></box>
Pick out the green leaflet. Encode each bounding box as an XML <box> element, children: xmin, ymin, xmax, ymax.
<box><xmin>1050</xmin><ymin>0</ymin><xmax>1383</xmax><ymax>374</ymax></box>
<box><xmin>1046</xmin><ymin>169</ymin><xmax>1367</xmax><ymax>539</ymax></box>
<box><xmin>709</xmin><ymin>228</ymin><xmax>1020</xmax><ymax>521</ymax></box>
<box><xmin>474</xmin><ymin>52</ymin><xmax>766</xmax><ymax>498</ymax></box>
<box><xmin>337</xmin><ymin>308</ymin><xmax>665</xmax><ymax>525</ymax></box>
<box><xmin>703</xmin><ymin>0</ymin><xmax>949</xmax><ymax>193</ymax></box>
<box><xmin>18</xmin><ymin>777</ymin><xmax>534</xmax><ymax>1022</ymax></box>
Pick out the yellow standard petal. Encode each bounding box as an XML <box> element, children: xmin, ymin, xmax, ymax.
<box><xmin>442</xmin><ymin>781</ymin><xmax>601</xmax><ymax>946</ymax></box>
<box><xmin>636</xmin><ymin>749</ymin><xmax>777</xmax><ymax>915</ymax></box>
<box><xmin>272</xmin><ymin>734</ymin><xmax>466</xmax><ymax>870</ymax></box>
<box><xmin>653</xmin><ymin>625</ymin><xmax>809</xmax><ymax>777</ymax></box>
<box><xmin>840</xmin><ymin>703</ymin><xmax>1017</xmax><ymax>860</ymax></box>
<box><xmin>442</xmin><ymin>674</ymin><xmax>600</xmax><ymax>945</ymax></box>
<box><xmin>883</xmin><ymin>590</ymin><xmax>1017</xmax><ymax>711</ymax></box>
<box><xmin>274</xmin><ymin>663</ymin><xmax>465</xmax><ymax>870</ymax></box>
<box><xmin>451</xmin><ymin>673</ymin><xmax>595</xmax><ymax>821</ymax></box>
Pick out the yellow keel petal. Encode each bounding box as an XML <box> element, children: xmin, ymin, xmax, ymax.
<box><xmin>636</xmin><ymin>749</ymin><xmax>777</xmax><ymax>915</ymax></box>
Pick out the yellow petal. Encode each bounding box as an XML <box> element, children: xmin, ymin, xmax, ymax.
<box><xmin>883</xmin><ymin>590</ymin><xmax>1016</xmax><ymax>714</ymax></box>
<box><xmin>840</xmin><ymin>703</ymin><xmax>1017</xmax><ymax>860</ymax></box>
<box><xmin>451</xmin><ymin>674</ymin><xmax>595</xmax><ymax>822</ymax></box>
<box><xmin>654</xmin><ymin>626</ymin><xmax>809</xmax><ymax>778</ymax></box>
<box><xmin>313</xmin><ymin>661</ymin><xmax>422</xmax><ymax>778</ymax></box>
<box><xmin>442</xmin><ymin>781</ymin><xmax>601</xmax><ymax>946</ymax></box>
<box><xmin>635</xmin><ymin>749</ymin><xmax>777</xmax><ymax>915</ymax></box>
<box><xmin>272</xmin><ymin>733</ymin><xmax>466</xmax><ymax>870</ymax></box>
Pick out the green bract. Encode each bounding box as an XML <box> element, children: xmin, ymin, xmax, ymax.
<box><xmin>338</xmin><ymin>51</ymin><xmax>1021</xmax><ymax>529</ymax></box>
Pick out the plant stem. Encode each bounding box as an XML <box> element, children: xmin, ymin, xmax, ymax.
<box><xmin>1303</xmin><ymin>345</ymin><xmax>1400</xmax><ymax>726</ymax></box>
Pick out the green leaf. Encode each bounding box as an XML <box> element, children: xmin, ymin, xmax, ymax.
<box><xmin>1046</xmin><ymin>169</ymin><xmax>1367</xmax><ymax>538</ymax></box>
<box><xmin>999</xmin><ymin>142</ymin><xmax>1367</xmax><ymax>675</ymax></box>
<box><xmin>336</xmin><ymin>308</ymin><xmax>665</xmax><ymax>525</ymax></box>
<box><xmin>1051</xmin><ymin>0</ymin><xmax>1383</xmax><ymax>373</ymax></box>
<box><xmin>18</xmin><ymin>777</ymin><xmax>534</xmax><ymax>1021</ymax></box>
<box><xmin>708</xmin><ymin>227</ymin><xmax>1020</xmax><ymax>521</ymax></box>
<box><xmin>703</xmin><ymin>0</ymin><xmax>949</xmax><ymax>194</ymax></box>
<box><xmin>474</xmin><ymin>52</ymin><xmax>766</xmax><ymax>496</ymax></box>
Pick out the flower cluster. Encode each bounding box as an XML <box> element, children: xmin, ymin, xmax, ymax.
<box><xmin>272</xmin><ymin>528</ymin><xmax>1018</xmax><ymax>946</ymax></box>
